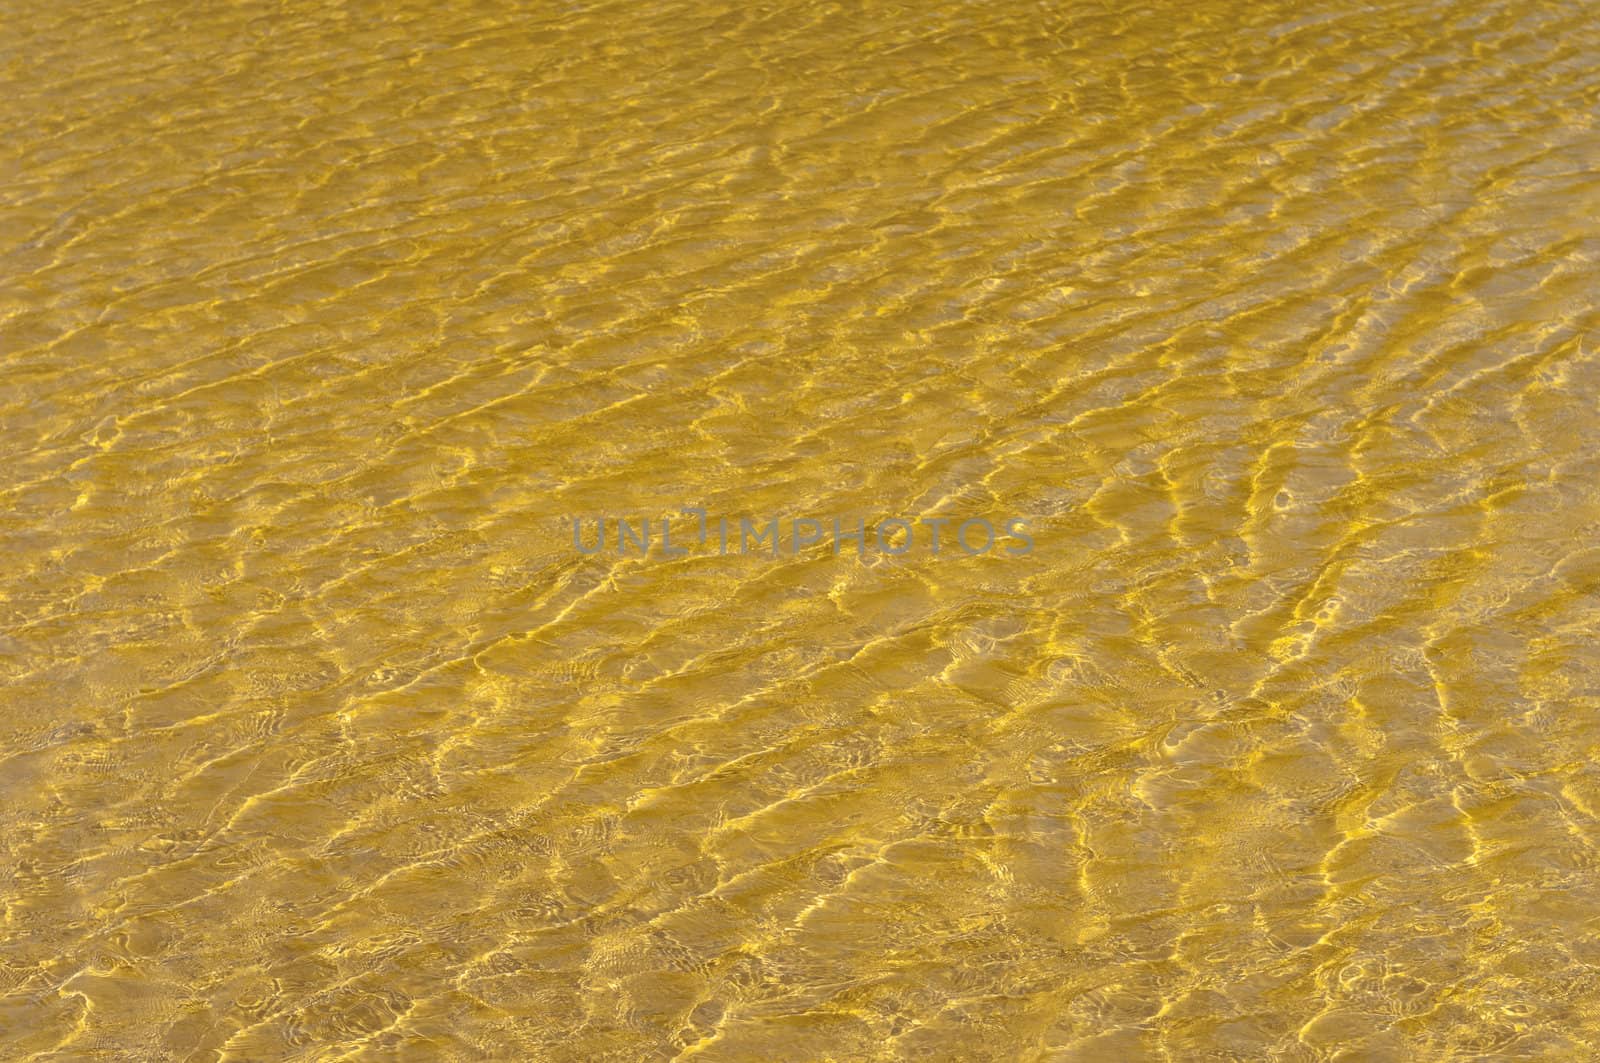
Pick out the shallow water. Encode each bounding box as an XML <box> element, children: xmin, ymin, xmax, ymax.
<box><xmin>3</xmin><ymin>0</ymin><xmax>1599</xmax><ymax>1058</ymax></box>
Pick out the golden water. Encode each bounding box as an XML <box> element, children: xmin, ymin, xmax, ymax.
<box><xmin>3</xmin><ymin>0</ymin><xmax>1599</xmax><ymax>1058</ymax></box>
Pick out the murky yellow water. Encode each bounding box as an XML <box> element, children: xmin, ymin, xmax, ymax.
<box><xmin>3</xmin><ymin>0</ymin><xmax>1599</xmax><ymax>1058</ymax></box>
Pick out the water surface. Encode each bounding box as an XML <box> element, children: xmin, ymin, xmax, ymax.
<box><xmin>2</xmin><ymin>0</ymin><xmax>1599</xmax><ymax>1058</ymax></box>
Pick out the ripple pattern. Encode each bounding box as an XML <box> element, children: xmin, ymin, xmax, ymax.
<box><xmin>2</xmin><ymin>0</ymin><xmax>1599</xmax><ymax>1059</ymax></box>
